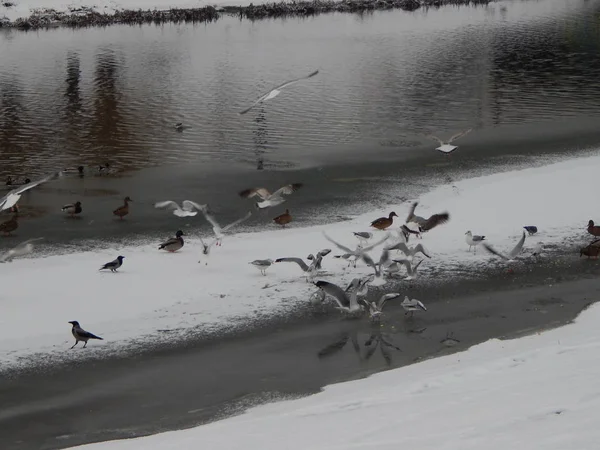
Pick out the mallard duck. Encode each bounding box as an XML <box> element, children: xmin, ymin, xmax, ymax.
<box><xmin>273</xmin><ymin>209</ymin><xmax>292</xmax><ymax>227</ymax></box>
<box><xmin>0</xmin><ymin>214</ymin><xmax>18</xmax><ymax>236</ymax></box>
<box><xmin>62</xmin><ymin>201</ymin><xmax>82</xmax><ymax>217</ymax></box>
<box><xmin>158</xmin><ymin>230</ymin><xmax>185</xmax><ymax>252</ymax></box>
<box><xmin>581</xmin><ymin>240</ymin><xmax>600</xmax><ymax>259</ymax></box>
<box><xmin>370</xmin><ymin>212</ymin><xmax>397</xmax><ymax>230</ymax></box>
<box><xmin>113</xmin><ymin>196</ymin><xmax>132</xmax><ymax>219</ymax></box>
<box><xmin>587</xmin><ymin>220</ymin><xmax>600</xmax><ymax>237</ymax></box>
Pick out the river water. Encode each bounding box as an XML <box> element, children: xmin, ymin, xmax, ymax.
<box><xmin>0</xmin><ymin>0</ymin><xmax>599</xmax><ymax>247</ymax></box>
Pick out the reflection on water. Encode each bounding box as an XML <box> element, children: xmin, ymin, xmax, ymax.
<box><xmin>0</xmin><ymin>0</ymin><xmax>599</xmax><ymax>177</ymax></box>
<box><xmin>317</xmin><ymin>328</ymin><xmax>403</xmax><ymax>366</ymax></box>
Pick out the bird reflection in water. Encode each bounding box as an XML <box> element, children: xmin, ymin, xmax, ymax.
<box><xmin>253</xmin><ymin>106</ymin><xmax>268</xmax><ymax>171</ymax></box>
<box><xmin>317</xmin><ymin>329</ymin><xmax>402</xmax><ymax>366</ymax></box>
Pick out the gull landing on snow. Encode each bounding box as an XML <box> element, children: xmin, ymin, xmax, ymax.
<box><xmin>313</xmin><ymin>278</ymin><xmax>365</xmax><ymax>318</ymax></box>
<box><xmin>250</xmin><ymin>259</ymin><xmax>274</xmax><ymax>276</ymax></box>
<box><xmin>275</xmin><ymin>249</ymin><xmax>331</xmax><ymax>282</ymax></box>
<box><xmin>362</xmin><ymin>293</ymin><xmax>402</xmax><ymax>323</ymax></box>
<box><xmin>199</xmin><ymin>205</ymin><xmax>252</xmax><ymax>246</ymax></box>
<box><xmin>154</xmin><ymin>200</ymin><xmax>206</xmax><ymax>217</ymax></box>
<box><xmin>239</xmin><ymin>70</ymin><xmax>319</xmax><ymax>115</ymax></box>
<box><xmin>482</xmin><ymin>231</ymin><xmax>526</xmax><ymax>262</ymax></box>
<box><xmin>428</xmin><ymin>128</ymin><xmax>472</xmax><ymax>154</ymax></box>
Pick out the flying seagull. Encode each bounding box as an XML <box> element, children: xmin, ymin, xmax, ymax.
<box><xmin>362</xmin><ymin>293</ymin><xmax>402</xmax><ymax>322</ymax></box>
<box><xmin>385</xmin><ymin>258</ymin><xmax>424</xmax><ymax>280</ymax></box>
<box><xmin>0</xmin><ymin>237</ymin><xmax>44</xmax><ymax>263</ymax></box>
<box><xmin>314</xmin><ymin>278</ymin><xmax>364</xmax><ymax>317</ymax></box>
<box><xmin>275</xmin><ymin>249</ymin><xmax>331</xmax><ymax>281</ymax></box>
<box><xmin>428</xmin><ymin>128</ymin><xmax>472</xmax><ymax>154</ymax></box>
<box><xmin>197</xmin><ymin>236</ymin><xmax>218</xmax><ymax>265</ymax></box>
<box><xmin>405</xmin><ymin>202</ymin><xmax>450</xmax><ymax>233</ymax></box>
<box><xmin>401</xmin><ymin>296</ymin><xmax>427</xmax><ymax>317</ymax></box>
<box><xmin>0</xmin><ymin>171</ymin><xmax>62</xmax><ymax>212</ymax></box>
<box><xmin>199</xmin><ymin>206</ymin><xmax>252</xmax><ymax>246</ymax></box>
<box><xmin>239</xmin><ymin>70</ymin><xmax>319</xmax><ymax>115</ymax></box>
<box><xmin>465</xmin><ymin>231</ymin><xmax>486</xmax><ymax>253</ymax></box>
<box><xmin>99</xmin><ymin>256</ymin><xmax>125</xmax><ymax>272</ymax></box>
<box><xmin>353</xmin><ymin>231</ymin><xmax>373</xmax><ymax>246</ymax></box>
<box><xmin>68</xmin><ymin>321</ymin><xmax>103</xmax><ymax>349</ymax></box>
<box><xmin>386</xmin><ymin>241</ymin><xmax>431</xmax><ymax>260</ymax></box>
<box><xmin>482</xmin><ymin>231</ymin><xmax>526</xmax><ymax>262</ymax></box>
<box><xmin>154</xmin><ymin>200</ymin><xmax>206</xmax><ymax>217</ymax></box>
<box><xmin>324</xmin><ymin>231</ymin><xmax>390</xmax><ymax>262</ymax></box>
<box><xmin>239</xmin><ymin>183</ymin><xmax>303</xmax><ymax>209</ymax></box>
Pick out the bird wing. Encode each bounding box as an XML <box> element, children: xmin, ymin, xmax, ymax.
<box><xmin>198</xmin><ymin>206</ymin><xmax>222</xmax><ymax>233</ymax></box>
<box><xmin>414</xmin><ymin>243</ymin><xmax>431</xmax><ymax>258</ymax></box>
<box><xmin>353</xmin><ymin>232</ymin><xmax>371</xmax><ymax>240</ymax></box>
<box><xmin>270</xmin><ymin>183</ymin><xmax>303</xmax><ymax>199</ymax></box>
<box><xmin>322</xmin><ymin>232</ymin><xmax>355</xmax><ymax>255</ymax></box>
<box><xmin>75</xmin><ymin>328</ymin><xmax>100</xmax><ymax>339</ymax></box>
<box><xmin>154</xmin><ymin>200</ymin><xmax>180</xmax><ymax>210</ymax></box>
<box><xmin>316</xmin><ymin>248</ymin><xmax>332</xmax><ymax>258</ymax></box>
<box><xmin>448</xmin><ymin>128</ymin><xmax>472</xmax><ymax>143</ymax></box>
<box><xmin>362</xmin><ymin>233</ymin><xmax>390</xmax><ymax>252</ymax></box>
<box><xmin>386</xmin><ymin>241</ymin><xmax>410</xmax><ymax>256</ymax></box>
<box><xmin>275</xmin><ymin>257</ymin><xmax>309</xmax><ymax>271</ymax></box>
<box><xmin>378</xmin><ymin>248</ymin><xmax>391</xmax><ymax>267</ymax></box>
<box><xmin>314</xmin><ymin>280</ymin><xmax>349</xmax><ymax>308</ymax></box>
<box><xmin>360</xmin><ymin>253</ymin><xmax>380</xmax><ymax>276</ymax></box>
<box><xmin>160</xmin><ymin>237</ymin><xmax>178</xmax><ymax>247</ymax></box>
<box><xmin>412</xmin><ymin>259</ymin><xmax>424</xmax><ymax>274</ymax></box>
<box><xmin>421</xmin><ymin>212</ymin><xmax>450</xmax><ymax>231</ymax></box>
<box><xmin>416</xmin><ymin>300</ymin><xmax>427</xmax><ymax>311</ymax></box>
<box><xmin>406</xmin><ymin>202</ymin><xmax>418</xmax><ymax>223</ymax></box>
<box><xmin>508</xmin><ymin>231</ymin><xmax>526</xmax><ymax>259</ymax></box>
<box><xmin>0</xmin><ymin>238</ymin><xmax>43</xmax><ymax>262</ymax></box>
<box><xmin>391</xmin><ymin>258</ymin><xmax>411</xmax><ymax>272</ymax></box>
<box><xmin>274</xmin><ymin>69</ymin><xmax>319</xmax><ymax>91</ymax></box>
<box><xmin>182</xmin><ymin>200</ymin><xmax>206</xmax><ymax>212</ymax></box>
<box><xmin>238</xmin><ymin>187</ymin><xmax>271</xmax><ymax>200</ymax></box>
<box><xmin>0</xmin><ymin>171</ymin><xmax>61</xmax><ymax>211</ymax></box>
<box><xmin>222</xmin><ymin>211</ymin><xmax>252</xmax><ymax>232</ymax></box>
<box><xmin>377</xmin><ymin>293</ymin><xmax>400</xmax><ymax>310</ymax></box>
<box><xmin>347</xmin><ymin>279</ymin><xmax>361</xmax><ymax>310</ymax></box>
<box><xmin>428</xmin><ymin>135</ymin><xmax>444</xmax><ymax>146</ymax></box>
<box><xmin>239</xmin><ymin>93</ymin><xmax>273</xmax><ymax>115</ymax></box>
<box><xmin>482</xmin><ymin>243</ymin><xmax>508</xmax><ymax>260</ymax></box>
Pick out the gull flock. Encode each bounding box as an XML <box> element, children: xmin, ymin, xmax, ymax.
<box><xmin>0</xmin><ymin>69</ymin><xmax>548</xmax><ymax>350</ymax></box>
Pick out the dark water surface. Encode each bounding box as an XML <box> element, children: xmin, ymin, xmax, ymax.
<box><xmin>1</xmin><ymin>0</ymin><xmax>600</xmax><ymax>250</ymax></box>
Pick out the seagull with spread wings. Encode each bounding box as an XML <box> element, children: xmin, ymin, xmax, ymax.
<box><xmin>199</xmin><ymin>206</ymin><xmax>252</xmax><ymax>246</ymax></box>
<box><xmin>405</xmin><ymin>201</ymin><xmax>450</xmax><ymax>233</ymax></box>
<box><xmin>362</xmin><ymin>293</ymin><xmax>402</xmax><ymax>322</ymax></box>
<box><xmin>482</xmin><ymin>231</ymin><xmax>527</xmax><ymax>262</ymax></box>
<box><xmin>154</xmin><ymin>200</ymin><xmax>206</xmax><ymax>217</ymax></box>
<box><xmin>0</xmin><ymin>171</ymin><xmax>62</xmax><ymax>212</ymax></box>
<box><xmin>314</xmin><ymin>278</ymin><xmax>364</xmax><ymax>317</ymax></box>
<box><xmin>239</xmin><ymin>183</ymin><xmax>303</xmax><ymax>209</ymax></box>
<box><xmin>275</xmin><ymin>249</ymin><xmax>332</xmax><ymax>281</ymax></box>
<box><xmin>0</xmin><ymin>237</ymin><xmax>44</xmax><ymax>262</ymax></box>
<box><xmin>239</xmin><ymin>70</ymin><xmax>319</xmax><ymax>115</ymax></box>
<box><xmin>428</xmin><ymin>128</ymin><xmax>472</xmax><ymax>154</ymax></box>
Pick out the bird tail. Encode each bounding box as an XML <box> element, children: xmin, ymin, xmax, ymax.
<box><xmin>158</xmin><ymin>244</ymin><xmax>165</xmax><ymax>249</ymax></box>
<box><xmin>90</xmin><ymin>334</ymin><xmax>103</xmax><ymax>340</ymax></box>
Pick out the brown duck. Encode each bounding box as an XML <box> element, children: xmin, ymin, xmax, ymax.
<box><xmin>0</xmin><ymin>214</ymin><xmax>18</xmax><ymax>236</ymax></box>
<box><xmin>587</xmin><ymin>220</ymin><xmax>600</xmax><ymax>237</ymax></box>
<box><xmin>370</xmin><ymin>212</ymin><xmax>398</xmax><ymax>230</ymax></box>
<box><xmin>113</xmin><ymin>196</ymin><xmax>132</xmax><ymax>220</ymax></box>
<box><xmin>581</xmin><ymin>240</ymin><xmax>600</xmax><ymax>259</ymax></box>
<box><xmin>273</xmin><ymin>209</ymin><xmax>292</xmax><ymax>228</ymax></box>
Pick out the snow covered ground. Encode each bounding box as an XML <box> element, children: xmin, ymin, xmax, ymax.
<box><xmin>0</xmin><ymin>152</ymin><xmax>595</xmax><ymax>371</ymax></box>
<box><xmin>70</xmin><ymin>300</ymin><xmax>600</xmax><ymax>450</ymax></box>
<box><xmin>1</xmin><ymin>0</ymin><xmax>255</xmax><ymax>22</ymax></box>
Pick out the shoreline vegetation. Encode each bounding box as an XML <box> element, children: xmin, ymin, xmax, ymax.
<box><xmin>0</xmin><ymin>0</ymin><xmax>491</xmax><ymax>30</ymax></box>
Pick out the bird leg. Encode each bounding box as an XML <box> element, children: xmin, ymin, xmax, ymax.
<box><xmin>70</xmin><ymin>341</ymin><xmax>79</xmax><ymax>349</ymax></box>
<box><xmin>83</xmin><ymin>341</ymin><xmax>88</xmax><ymax>348</ymax></box>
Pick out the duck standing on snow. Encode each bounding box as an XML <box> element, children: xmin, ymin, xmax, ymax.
<box><xmin>587</xmin><ymin>220</ymin><xmax>600</xmax><ymax>238</ymax></box>
<box><xmin>99</xmin><ymin>255</ymin><xmax>125</xmax><ymax>272</ymax></box>
<box><xmin>158</xmin><ymin>230</ymin><xmax>185</xmax><ymax>252</ymax></box>
<box><xmin>0</xmin><ymin>214</ymin><xmax>18</xmax><ymax>236</ymax></box>
<box><xmin>62</xmin><ymin>201</ymin><xmax>82</xmax><ymax>217</ymax></box>
<box><xmin>273</xmin><ymin>209</ymin><xmax>292</xmax><ymax>227</ymax></box>
<box><xmin>370</xmin><ymin>212</ymin><xmax>398</xmax><ymax>230</ymax></box>
<box><xmin>113</xmin><ymin>196</ymin><xmax>132</xmax><ymax>220</ymax></box>
<box><xmin>68</xmin><ymin>321</ymin><xmax>103</xmax><ymax>349</ymax></box>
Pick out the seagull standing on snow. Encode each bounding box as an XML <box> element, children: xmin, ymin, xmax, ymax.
<box><xmin>68</xmin><ymin>321</ymin><xmax>103</xmax><ymax>349</ymax></box>
<box><xmin>482</xmin><ymin>231</ymin><xmax>526</xmax><ymax>262</ymax></box>
<box><xmin>99</xmin><ymin>256</ymin><xmax>125</xmax><ymax>272</ymax></box>
<box><xmin>0</xmin><ymin>171</ymin><xmax>62</xmax><ymax>212</ymax></box>
<box><xmin>239</xmin><ymin>70</ymin><xmax>319</xmax><ymax>115</ymax></box>
<box><xmin>0</xmin><ymin>237</ymin><xmax>43</xmax><ymax>262</ymax></box>
<box><xmin>250</xmin><ymin>259</ymin><xmax>274</xmax><ymax>276</ymax></box>
<box><xmin>428</xmin><ymin>129</ymin><xmax>472</xmax><ymax>154</ymax></box>
<box><xmin>199</xmin><ymin>206</ymin><xmax>252</xmax><ymax>246</ymax></box>
<box><xmin>238</xmin><ymin>183</ymin><xmax>303</xmax><ymax>209</ymax></box>
<box><xmin>401</xmin><ymin>296</ymin><xmax>427</xmax><ymax>317</ymax></box>
<box><xmin>154</xmin><ymin>200</ymin><xmax>206</xmax><ymax>217</ymax></box>
<box><xmin>465</xmin><ymin>231</ymin><xmax>486</xmax><ymax>253</ymax></box>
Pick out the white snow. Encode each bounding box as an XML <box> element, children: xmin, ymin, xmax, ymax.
<box><xmin>70</xmin><ymin>300</ymin><xmax>600</xmax><ymax>450</ymax></box>
<box><xmin>0</xmin><ymin>152</ymin><xmax>596</xmax><ymax>371</ymax></box>
<box><xmin>1</xmin><ymin>0</ymin><xmax>256</xmax><ymax>22</ymax></box>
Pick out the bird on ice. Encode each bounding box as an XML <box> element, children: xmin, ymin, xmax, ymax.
<box><xmin>362</xmin><ymin>292</ymin><xmax>402</xmax><ymax>322</ymax></box>
<box><xmin>275</xmin><ymin>249</ymin><xmax>331</xmax><ymax>281</ymax></box>
<box><xmin>154</xmin><ymin>200</ymin><xmax>206</xmax><ymax>217</ymax></box>
<box><xmin>99</xmin><ymin>255</ymin><xmax>125</xmax><ymax>272</ymax></box>
<box><xmin>0</xmin><ymin>171</ymin><xmax>62</xmax><ymax>212</ymax></box>
<box><xmin>199</xmin><ymin>205</ymin><xmax>252</xmax><ymax>246</ymax></box>
<box><xmin>0</xmin><ymin>214</ymin><xmax>18</xmax><ymax>236</ymax></box>
<box><xmin>405</xmin><ymin>202</ymin><xmax>450</xmax><ymax>233</ymax></box>
<box><xmin>465</xmin><ymin>231</ymin><xmax>486</xmax><ymax>253</ymax></box>
<box><xmin>273</xmin><ymin>209</ymin><xmax>293</xmax><ymax>228</ymax></box>
<box><xmin>324</xmin><ymin>231</ymin><xmax>390</xmax><ymax>268</ymax></box>
<box><xmin>158</xmin><ymin>230</ymin><xmax>185</xmax><ymax>252</ymax></box>
<box><xmin>113</xmin><ymin>196</ymin><xmax>132</xmax><ymax>220</ymax></box>
<box><xmin>400</xmin><ymin>296</ymin><xmax>427</xmax><ymax>317</ymax></box>
<box><xmin>0</xmin><ymin>237</ymin><xmax>43</xmax><ymax>262</ymax></box>
<box><xmin>482</xmin><ymin>231</ymin><xmax>527</xmax><ymax>262</ymax></box>
<box><xmin>239</xmin><ymin>69</ymin><xmax>319</xmax><ymax>115</ymax></box>
<box><xmin>250</xmin><ymin>259</ymin><xmax>274</xmax><ymax>276</ymax></box>
<box><xmin>68</xmin><ymin>321</ymin><xmax>103</xmax><ymax>349</ymax></box>
<box><xmin>62</xmin><ymin>201</ymin><xmax>82</xmax><ymax>217</ymax></box>
<box><xmin>428</xmin><ymin>128</ymin><xmax>472</xmax><ymax>154</ymax></box>
<box><xmin>313</xmin><ymin>278</ymin><xmax>365</xmax><ymax>317</ymax></box>
<box><xmin>238</xmin><ymin>183</ymin><xmax>303</xmax><ymax>209</ymax></box>
<box><xmin>370</xmin><ymin>212</ymin><xmax>398</xmax><ymax>230</ymax></box>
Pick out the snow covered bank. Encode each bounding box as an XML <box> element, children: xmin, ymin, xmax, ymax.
<box><xmin>0</xmin><ymin>152</ymin><xmax>596</xmax><ymax>371</ymax></box>
<box><xmin>70</xmin><ymin>300</ymin><xmax>600</xmax><ymax>450</ymax></box>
